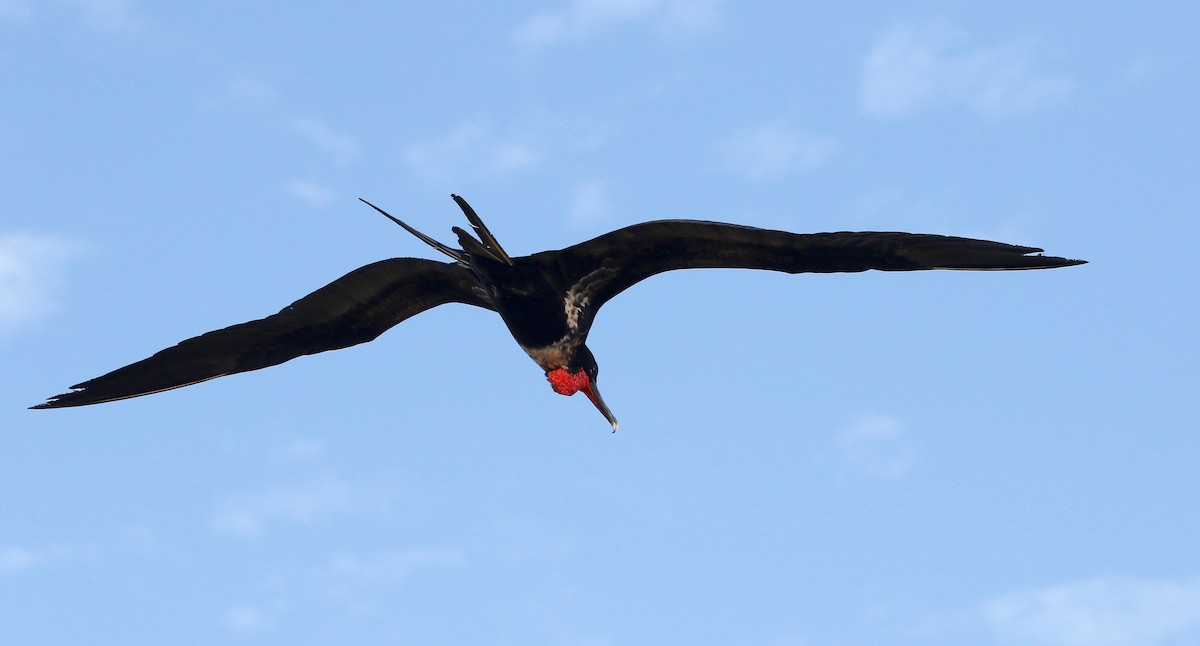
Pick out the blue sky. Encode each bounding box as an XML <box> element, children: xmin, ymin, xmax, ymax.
<box><xmin>3</xmin><ymin>1</ymin><xmax>1198</xmax><ymax>644</ymax></box>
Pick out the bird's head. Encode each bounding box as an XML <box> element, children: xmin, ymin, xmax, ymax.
<box><xmin>545</xmin><ymin>345</ymin><xmax>618</xmax><ymax>432</ymax></box>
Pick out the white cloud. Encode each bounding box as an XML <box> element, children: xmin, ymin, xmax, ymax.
<box><xmin>1</xmin><ymin>0</ymin><xmax>141</xmax><ymax>28</ymax></box>
<box><xmin>269</xmin><ymin>438</ymin><xmax>327</xmax><ymax>464</ymax></box>
<box><xmin>832</xmin><ymin>412</ymin><xmax>916</xmax><ymax>479</ymax></box>
<box><xmin>721</xmin><ymin>122</ymin><xmax>837</xmax><ymax>180</ymax></box>
<box><xmin>568</xmin><ymin>179</ymin><xmax>610</xmax><ymax>225</ymax></box>
<box><xmin>285</xmin><ymin>180</ymin><xmax>336</xmax><ymax>208</ymax></box>
<box><xmin>115</xmin><ymin>525</ymin><xmax>158</xmax><ymax>552</ymax></box>
<box><xmin>861</xmin><ymin>20</ymin><xmax>1070</xmax><ymax>119</ymax></box>
<box><xmin>982</xmin><ymin>575</ymin><xmax>1200</xmax><ymax>645</ymax></box>
<box><xmin>402</xmin><ymin>120</ymin><xmax>542</xmax><ymax>184</ymax></box>
<box><xmin>1121</xmin><ymin>55</ymin><xmax>1154</xmax><ymax>84</ymax></box>
<box><xmin>60</xmin><ymin>0</ymin><xmax>140</xmax><ymax>30</ymax></box>
<box><xmin>0</xmin><ymin>0</ymin><xmax>31</xmax><ymax>22</ymax></box>
<box><xmin>512</xmin><ymin>0</ymin><xmax>718</xmax><ymax>49</ymax></box>
<box><xmin>1</xmin><ymin>527</ymin><xmax>160</xmax><ymax>577</ymax></box>
<box><xmin>0</xmin><ymin>233</ymin><xmax>84</xmax><ymax>341</ymax></box>
<box><xmin>658</xmin><ymin>0</ymin><xmax>719</xmax><ymax>38</ymax></box>
<box><xmin>221</xmin><ymin>547</ymin><xmax>463</xmax><ymax>626</ymax></box>
<box><xmin>2</xmin><ymin>0</ymin><xmax>143</xmax><ymax>27</ymax></box>
<box><xmin>313</xmin><ymin>549</ymin><xmax>465</xmax><ymax>614</ymax></box>
<box><xmin>223</xmin><ymin>604</ymin><xmax>278</xmax><ymax>633</ymax></box>
<box><xmin>0</xmin><ymin>547</ymin><xmax>46</xmax><ymax>574</ymax></box>
<box><xmin>0</xmin><ymin>545</ymin><xmax>69</xmax><ymax>574</ymax></box>
<box><xmin>288</xmin><ymin>117</ymin><xmax>359</xmax><ymax>165</ymax></box>
<box><xmin>576</xmin><ymin>640</ymin><xmax>616</xmax><ymax>646</ymax></box>
<box><xmin>491</xmin><ymin>141</ymin><xmax>541</xmax><ymax>173</ymax></box>
<box><xmin>323</xmin><ymin>549</ymin><xmax>464</xmax><ymax>584</ymax></box>
<box><xmin>492</xmin><ymin>517</ymin><xmax>575</xmax><ymax>565</ymax></box>
<box><xmin>203</xmin><ymin>74</ymin><xmax>277</xmax><ymax>111</ymax></box>
<box><xmin>212</xmin><ymin>474</ymin><xmax>393</xmax><ymax>539</ymax></box>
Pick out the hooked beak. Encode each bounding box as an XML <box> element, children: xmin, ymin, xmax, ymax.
<box><xmin>581</xmin><ymin>381</ymin><xmax>619</xmax><ymax>433</ymax></box>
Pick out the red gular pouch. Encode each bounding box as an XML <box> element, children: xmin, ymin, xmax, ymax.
<box><xmin>546</xmin><ymin>367</ymin><xmax>619</xmax><ymax>432</ymax></box>
<box><xmin>546</xmin><ymin>368</ymin><xmax>590</xmax><ymax>396</ymax></box>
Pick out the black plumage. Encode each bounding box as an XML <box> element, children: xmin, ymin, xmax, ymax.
<box><xmin>33</xmin><ymin>195</ymin><xmax>1085</xmax><ymax>430</ymax></box>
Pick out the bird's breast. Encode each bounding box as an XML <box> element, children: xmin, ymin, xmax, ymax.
<box><xmin>490</xmin><ymin>294</ymin><xmax>569</xmax><ymax>341</ymax></box>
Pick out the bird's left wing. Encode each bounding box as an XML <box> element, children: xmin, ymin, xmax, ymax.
<box><xmin>547</xmin><ymin>220</ymin><xmax>1085</xmax><ymax>325</ymax></box>
<box><xmin>33</xmin><ymin>258</ymin><xmax>491</xmax><ymax>408</ymax></box>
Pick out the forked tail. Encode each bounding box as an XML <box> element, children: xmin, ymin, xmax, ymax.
<box><xmin>451</xmin><ymin>194</ymin><xmax>514</xmax><ymax>266</ymax></box>
<box><xmin>359</xmin><ymin>195</ymin><xmax>514</xmax><ymax>267</ymax></box>
<box><xmin>358</xmin><ymin>198</ymin><xmax>467</xmax><ymax>264</ymax></box>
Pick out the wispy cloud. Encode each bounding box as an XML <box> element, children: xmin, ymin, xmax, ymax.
<box><xmin>402</xmin><ymin>119</ymin><xmax>542</xmax><ymax>185</ymax></box>
<box><xmin>492</xmin><ymin>517</ymin><xmax>575</xmax><ymax>565</ymax></box>
<box><xmin>321</xmin><ymin>549</ymin><xmax>464</xmax><ymax>585</ymax></box>
<box><xmin>981</xmin><ymin>575</ymin><xmax>1200</xmax><ymax>645</ymax></box>
<box><xmin>1121</xmin><ymin>55</ymin><xmax>1155</xmax><ymax>84</ymax></box>
<box><xmin>658</xmin><ymin>0</ymin><xmax>719</xmax><ymax>38</ymax></box>
<box><xmin>202</xmin><ymin>73</ymin><xmax>277</xmax><ymax>111</ymax></box>
<box><xmin>0</xmin><ymin>233</ymin><xmax>84</xmax><ymax>341</ymax></box>
<box><xmin>1</xmin><ymin>526</ymin><xmax>157</xmax><ymax>577</ymax></box>
<box><xmin>0</xmin><ymin>0</ymin><xmax>31</xmax><ymax>22</ymax></box>
<box><xmin>512</xmin><ymin>0</ymin><xmax>719</xmax><ymax>49</ymax></box>
<box><xmin>215</xmin><ymin>443</ymin><xmax>460</xmax><ymax>626</ymax></box>
<box><xmin>268</xmin><ymin>438</ymin><xmax>328</xmax><ymax>464</ymax></box>
<box><xmin>832</xmin><ymin>412</ymin><xmax>916</xmax><ymax>480</ymax></box>
<box><xmin>223</xmin><ymin>603</ymin><xmax>280</xmax><ymax>633</ymax></box>
<box><xmin>287</xmin><ymin>117</ymin><xmax>359</xmax><ymax>165</ymax></box>
<box><xmin>204</xmin><ymin>80</ymin><xmax>356</xmax><ymax>203</ymax></box>
<box><xmin>285</xmin><ymin>180</ymin><xmax>336</xmax><ymax>208</ymax></box>
<box><xmin>60</xmin><ymin>0</ymin><xmax>141</xmax><ymax>30</ymax></box>
<box><xmin>212</xmin><ymin>473</ymin><xmax>394</xmax><ymax>539</ymax></box>
<box><xmin>720</xmin><ymin>122</ymin><xmax>837</xmax><ymax>180</ymax></box>
<box><xmin>221</xmin><ymin>548</ymin><xmax>463</xmax><ymax>630</ymax></box>
<box><xmin>313</xmin><ymin>548</ymin><xmax>466</xmax><ymax>615</ymax></box>
<box><xmin>1</xmin><ymin>0</ymin><xmax>142</xmax><ymax>29</ymax></box>
<box><xmin>0</xmin><ymin>546</ymin><xmax>68</xmax><ymax>574</ymax></box>
<box><xmin>568</xmin><ymin>179</ymin><xmax>611</xmax><ymax>225</ymax></box>
<box><xmin>861</xmin><ymin>20</ymin><xmax>1071</xmax><ymax>119</ymax></box>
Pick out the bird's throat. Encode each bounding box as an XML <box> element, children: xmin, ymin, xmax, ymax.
<box><xmin>547</xmin><ymin>368</ymin><xmax>589</xmax><ymax>396</ymax></box>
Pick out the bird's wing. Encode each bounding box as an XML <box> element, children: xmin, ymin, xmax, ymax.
<box><xmin>549</xmin><ymin>220</ymin><xmax>1085</xmax><ymax>320</ymax></box>
<box><xmin>33</xmin><ymin>258</ymin><xmax>492</xmax><ymax>408</ymax></box>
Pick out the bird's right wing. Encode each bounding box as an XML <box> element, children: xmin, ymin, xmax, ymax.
<box><xmin>33</xmin><ymin>258</ymin><xmax>492</xmax><ymax>408</ymax></box>
<box><xmin>549</xmin><ymin>220</ymin><xmax>1085</xmax><ymax>322</ymax></box>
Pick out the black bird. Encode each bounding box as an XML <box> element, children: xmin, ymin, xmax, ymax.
<box><xmin>33</xmin><ymin>195</ymin><xmax>1085</xmax><ymax>430</ymax></box>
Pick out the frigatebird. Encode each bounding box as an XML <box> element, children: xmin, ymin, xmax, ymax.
<box><xmin>33</xmin><ymin>195</ymin><xmax>1085</xmax><ymax>430</ymax></box>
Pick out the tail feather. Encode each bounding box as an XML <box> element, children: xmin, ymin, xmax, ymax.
<box><xmin>359</xmin><ymin>198</ymin><xmax>468</xmax><ymax>265</ymax></box>
<box><xmin>452</xmin><ymin>226</ymin><xmax>502</xmax><ymax>262</ymax></box>
<box><xmin>452</xmin><ymin>194</ymin><xmax>514</xmax><ymax>265</ymax></box>
<box><xmin>901</xmin><ymin>236</ymin><xmax>1086</xmax><ymax>270</ymax></box>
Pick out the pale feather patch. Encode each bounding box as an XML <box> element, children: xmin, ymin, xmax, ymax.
<box><xmin>521</xmin><ymin>266</ymin><xmax>616</xmax><ymax>372</ymax></box>
<box><xmin>523</xmin><ymin>342</ymin><xmax>572</xmax><ymax>371</ymax></box>
<box><xmin>564</xmin><ymin>266</ymin><xmax>615</xmax><ymax>333</ymax></box>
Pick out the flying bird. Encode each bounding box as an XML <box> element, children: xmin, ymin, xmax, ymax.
<box><xmin>33</xmin><ymin>195</ymin><xmax>1085</xmax><ymax>430</ymax></box>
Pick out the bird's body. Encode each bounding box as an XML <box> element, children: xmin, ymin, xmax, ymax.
<box><xmin>33</xmin><ymin>195</ymin><xmax>1085</xmax><ymax>430</ymax></box>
